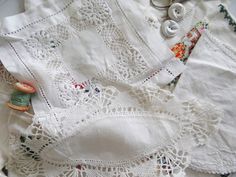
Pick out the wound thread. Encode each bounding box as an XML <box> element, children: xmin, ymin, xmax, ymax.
<box><xmin>10</xmin><ymin>91</ymin><xmax>31</xmax><ymax>107</ymax></box>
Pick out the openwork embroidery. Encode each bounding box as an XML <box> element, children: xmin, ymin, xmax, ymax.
<box><xmin>75</xmin><ymin>146</ymin><xmax>189</xmax><ymax>177</ymax></box>
<box><xmin>8</xmin><ymin>85</ymin><xmax>221</xmax><ymax>177</ymax></box>
<box><xmin>96</xmin><ymin>23</ymin><xmax>149</xmax><ymax>82</ymax></box>
<box><xmin>24</xmin><ymin>24</ymin><xmax>80</xmax><ymax>107</ymax></box>
<box><xmin>74</xmin><ymin>0</ymin><xmax>150</xmax><ymax>83</ymax></box>
<box><xmin>130</xmin><ymin>86</ymin><xmax>221</xmax><ymax>145</ymax></box>
<box><xmin>0</xmin><ymin>62</ymin><xmax>17</xmax><ymax>85</ymax></box>
<box><xmin>79</xmin><ymin>0</ymin><xmax>111</xmax><ymax>25</ymax></box>
<box><xmin>24</xmin><ymin>0</ymin><xmax>150</xmax><ymax>107</ymax></box>
<box><xmin>9</xmin><ymin>129</ymin><xmax>189</xmax><ymax>177</ymax></box>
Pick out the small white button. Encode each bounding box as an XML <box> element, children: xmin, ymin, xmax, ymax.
<box><xmin>161</xmin><ymin>20</ymin><xmax>179</xmax><ymax>38</ymax></box>
<box><xmin>168</xmin><ymin>3</ymin><xmax>185</xmax><ymax>21</ymax></box>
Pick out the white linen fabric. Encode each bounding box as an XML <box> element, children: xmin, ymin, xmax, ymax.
<box><xmin>174</xmin><ymin>4</ymin><xmax>236</xmax><ymax>175</ymax></box>
<box><xmin>24</xmin><ymin>0</ymin><xmax>46</xmax><ymax>10</ymax></box>
<box><xmin>0</xmin><ymin>0</ymin><xmax>222</xmax><ymax>176</ymax></box>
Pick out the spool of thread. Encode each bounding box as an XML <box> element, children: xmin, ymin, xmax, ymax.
<box><xmin>7</xmin><ymin>82</ymin><xmax>36</xmax><ymax>112</ymax></box>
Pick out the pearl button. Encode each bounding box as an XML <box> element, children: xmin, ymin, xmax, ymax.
<box><xmin>161</xmin><ymin>20</ymin><xmax>180</xmax><ymax>38</ymax></box>
<box><xmin>168</xmin><ymin>3</ymin><xmax>185</xmax><ymax>21</ymax></box>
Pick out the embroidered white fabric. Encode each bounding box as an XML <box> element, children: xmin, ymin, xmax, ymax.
<box><xmin>0</xmin><ymin>63</ymin><xmax>17</xmax><ymax>85</ymax></box>
<box><xmin>7</xmin><ymin>84</ymin><xmax>221</xmax><ymax>177</ymax></box>
<box><xmin>0</xmin><ymin>0</ymin><xmax>222</xmax><ymax>176</ymax></box>
<box><xmin>110</xmin><ymin>0</ymin><xmax>229</xmax><ymax>48</ymax></box>
<box><xmin>0</xmin><ymin>0</ymin><xmax>183</xmax><ymax>172</ymax></box>
<box><xmin>0</xmin><ymin>0</ymin><xmax>185</xmax><ymax>113</ymax></box>
<box><xmin>24</xmin><ymin>0</ymin><xmax>229</xmax><ymax>46</ymax></box>
<box><xmin>174</xmin><ymin>4</ymin><xmax>236</xmax><ymax>174</ymax></box>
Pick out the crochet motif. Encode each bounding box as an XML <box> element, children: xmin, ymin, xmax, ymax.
<box><xmin>7</xmin><ymin>85</ymin><xmax>221</xmax><ymax>177</ymax></box>
<box><xmin>219</xmin><ymin>4</ymin><xmax>236</xmax><ymax>32</ymax></box>
<box><xmin>79</xmin><ymin>0</ymin><xmax>111</xmax><ymax>25</ymax></box>
<box><xmin>24</xmin><ymin>0</ymin><xmax>150</xmax><ymax>107</ymax></box>
<box><xmin>0</xmin><ymin>62</ymin><xmax>17</xmax><ymax>85</ymax></box>
<box><xmin>96</xmin><ymin>23</ymin><xmax>149</xmax><ymax>82</ymax></box>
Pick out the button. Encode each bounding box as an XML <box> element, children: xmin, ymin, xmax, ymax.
<box><xmin>151</xmin><ymin>0</ymin><xmax>172</xmax><ymax>8</ymax></box>
<box><xmin>161</xmin><ymin>20</ymin><xmax>180</xmax><ymax>38</ymax></box>
<box><xmin>168</xmin><ymin>3</ymin><xmax>185</xmax><ymax>21</ymax></box>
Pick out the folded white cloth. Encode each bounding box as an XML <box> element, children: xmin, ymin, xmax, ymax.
<box><xmin>174</xmin><ymin>4</ymin><xmax>236</xmax><ymax>174</ymax></box>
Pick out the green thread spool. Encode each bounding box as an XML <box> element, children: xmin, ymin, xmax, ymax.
<box><xmin>7</xmin><ymin>82</ymin><xmax>36</xmax><ymax>112</ymax></box>
<box><xmin>10</xmin><ymin>90</ymin><xmax>31</xmax><ymax>107</ymax></box>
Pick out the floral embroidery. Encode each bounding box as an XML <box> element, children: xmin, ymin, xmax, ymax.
<box><xmin>25</xmin><ymin>30</ymin><xmax>61</xmax><ymax>61</ymax></box>
<box><xmin>171</xmin><ymin>42</ymin><xmax>187</xmax><ymax>59</ymax></box>
<box><xmin>79</xmin><ymin>0</ymin><xmax>111</xmax><ymax>25</ymax></box>
<box><xmin>168</xmin><ymin>21</ymin><xmax>208</xmax><ymax>87</ymax></box>
<box><xmin>219</xmin><ymin>4</ymin><xmax>236</xmax><ymax>32</ymax></box>
<box><xmin>145</xmin><ymin>16</ymin><xmax>159</xmax><ymax>29</ymax></box>
<box><xmin>73</xmin><ymin>79</ymin><xmax>101</xmax><ymax>95</ymax></box>
<box><xmin>171</xmin><ymin>21</ymin><xmax>208</xmax><ymax>63</ymax></box>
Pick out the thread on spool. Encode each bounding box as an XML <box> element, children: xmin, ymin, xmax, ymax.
<box><xmin>7</xmin><ymin>82</ymin><xmax>36</xmax><ymax>112</ymax></box>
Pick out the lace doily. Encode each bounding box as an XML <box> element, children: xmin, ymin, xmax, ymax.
<box><xmin>7</xmin><ymin>84</ymin><xmax>221</xmax><ymax>177</ymax></box>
